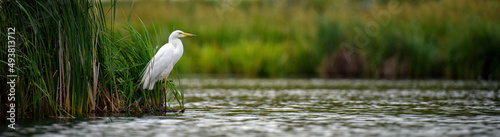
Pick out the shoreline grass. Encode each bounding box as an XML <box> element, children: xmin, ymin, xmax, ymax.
<box><xmin>0</xmin><ymin>0</ymin><xmax>184</xmax><ymax>118</ymax></box>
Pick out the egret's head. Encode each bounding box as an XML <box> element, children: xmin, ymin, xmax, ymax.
<box><xmin>171</xmin><ymin>30</ymin><xmax>196</xmax><ymax>38</ymax></box>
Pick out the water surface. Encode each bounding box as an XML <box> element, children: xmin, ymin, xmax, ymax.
<box><xmin>2</xmin><ymin>79</ymin><xmax>500</xmax><ymax>137</ymax></box>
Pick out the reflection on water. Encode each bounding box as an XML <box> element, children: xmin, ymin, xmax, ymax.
<box><xmin>2</xmin><ymin>79</ymin><xmax>500</xmax><ymax>137</ymax></box>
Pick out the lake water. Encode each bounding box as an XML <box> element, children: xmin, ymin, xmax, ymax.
<box><xmin>2</xmin><ymin>79</ymin><xmax>500</xmax><ymax>137</ymax></box>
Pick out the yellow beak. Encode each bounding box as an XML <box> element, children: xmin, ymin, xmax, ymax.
<box><xmin>181</xmin><ymin>32</ymin><xmax>196</xmax><ymax>36</ymax></box>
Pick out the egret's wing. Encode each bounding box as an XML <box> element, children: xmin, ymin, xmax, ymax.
<box><xmin>141</xmin><ymin>43</ymin><xmax>175</xmax><ymax>89</ymax></box>
<box><xmin>148</xmin><ymin>44</ymin><xmax>175</xmax><ymax>80</ymax></box>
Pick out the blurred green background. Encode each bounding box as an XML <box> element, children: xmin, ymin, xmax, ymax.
<box><xmin>107</xmin><ymin>0</ymin><xmax>500</xmax><ymax>79</ymax></box>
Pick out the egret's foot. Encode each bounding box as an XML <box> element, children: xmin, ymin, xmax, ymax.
<box><xmin>177</xmin><ymin>108</ymin><xmax>185</xmax><ymax>113</ymax></box>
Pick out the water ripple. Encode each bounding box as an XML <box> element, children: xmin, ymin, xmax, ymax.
<box><xmin>2</xmin><ymin>79</ymin><xmax>500</xmax><ymax>137</ymax></box>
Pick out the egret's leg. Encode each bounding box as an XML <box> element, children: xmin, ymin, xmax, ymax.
<box><xmin>163</xmin><ymin>77</ymin><xmax>167</xmax><ymax>112</ymax></box>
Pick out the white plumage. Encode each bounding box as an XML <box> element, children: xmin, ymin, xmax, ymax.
<box><xmin>141</xmin><ymin>30</ymin><xmax>195</xmax><ymax>90</ymax></box>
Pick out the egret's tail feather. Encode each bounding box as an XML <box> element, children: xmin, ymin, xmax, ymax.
<box><xmin>141</xmin><ymin>73</ymin><xmax>159</xmax><ymax>90</ymax></box>
<box><xmin>142</xmin><ymin>79</ymin><xmax>149</xmax><ymax>90</ymax></box>
<box><xmin>141</xmin><ymin>61</ymin><xmax>153</xmax><ymax>90</ymax></box>
<box><xmin>148</xmin><ymin>81</ymin><xmax>156</xmax><ymax>90</ymax></box>
<box><xmin>141</xmin><ymin>72</ymin><xmax>149</xmax><ymax>90</ymax></box>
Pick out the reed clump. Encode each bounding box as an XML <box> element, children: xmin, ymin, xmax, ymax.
<box><xmin>0</xmin><ymin>0</ymin><xmax>183</xmax><ymax>118</ymax></box>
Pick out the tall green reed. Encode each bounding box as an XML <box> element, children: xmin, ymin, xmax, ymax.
<box><xmin>0</xmin><ymin>0</ymin><xmax>108</xmax><ymax>118</ymax></box>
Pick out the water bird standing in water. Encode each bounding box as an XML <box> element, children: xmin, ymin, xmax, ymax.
<box><xmin>141</xmin><ymin>30</ymin><xmax>196</xmax><ymax>90</ymax></box>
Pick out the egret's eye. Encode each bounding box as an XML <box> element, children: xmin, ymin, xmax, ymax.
<box><xmin>178</xmin><ymin>32</ymin><xmax>182</xmax><ymax>34</ymax></box>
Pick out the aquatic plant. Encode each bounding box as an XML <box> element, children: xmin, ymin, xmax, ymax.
<box><xmin>0</xmin><ymin>0</ymin><xmax>184</xmax><ymax>118</ymax></box>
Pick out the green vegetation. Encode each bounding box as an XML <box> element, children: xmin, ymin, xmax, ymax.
<box><xmin>107</xmin><ymin>0</ymin><xmax>500</xmax><ymax>79</ymax></box>
<box><xmin>0</xmin><ymin>0</ymin><xmax>184</xmax><ymax>118</ymax></box>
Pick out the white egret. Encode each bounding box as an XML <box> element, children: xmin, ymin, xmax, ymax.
<box><xmin>141</xmin><ymin>30</ymin><xmax>196</xmax><ymax>90</ymax></box>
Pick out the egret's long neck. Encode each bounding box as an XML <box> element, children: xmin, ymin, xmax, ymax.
<box><xmin>169</xmin><ymin>38</ymin><xmax>183</xmax><ymax>50</ymax></box>
<box><xmin>168</xmin><ymin>36</ymin><xmax>177</xmax><ymax>45</ymax></box>
<box><xmin>169</xmin><ymin>38</ymin><xmax>184</xmax><ymax>62</ymax></box>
